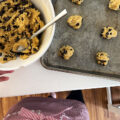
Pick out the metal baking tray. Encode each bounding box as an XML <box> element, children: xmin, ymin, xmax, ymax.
<box><xmin>41</xmin><ymin>0</ymin><xmax>120</xmax><ymax>78</ymax></box>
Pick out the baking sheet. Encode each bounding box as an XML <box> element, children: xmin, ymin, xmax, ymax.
<box><xmin>41</xmin><ymin>0</ymin><xmax>120</xmax><ymax>78</ymax></box>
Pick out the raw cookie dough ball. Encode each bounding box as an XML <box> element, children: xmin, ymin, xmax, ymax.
<box><xmin>101</xmin><ymin>27</ymin><xmax>117</xmax><ymax>39</ymax></box>
<box><xmin>109</xmin><ymin>0</ymin><xmax>120</xmax><ymax>10</ymax></box>
<box><xmin>67</xmin><ymin>15</ymin><xmax>83</xmax><ymax>29</ymax></box>
<box><xmin>59</xmin><ymin>45</ymin><xmax>74</xmax><ymax>60</ymax></box>
<box><xmin>72</xmin><ymin>0</ymin><xmax>84</xmax><ymax>5</ymax></box>
<box><xmin>96</xmin><ymin>52</ymin><xmax>109</xmax><ymax>66</ymax></box>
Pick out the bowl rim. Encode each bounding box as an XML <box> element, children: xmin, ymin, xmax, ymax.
<box><xmin>0</xmin><ymin>0</ymin><xmax>55</xmax><ymax>71</ymax></box>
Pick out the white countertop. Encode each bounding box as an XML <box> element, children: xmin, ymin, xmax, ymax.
<box><xmin>0</xmin><ymin>60</ymin><xmax>120</xmax><ymax>98</ymax></box>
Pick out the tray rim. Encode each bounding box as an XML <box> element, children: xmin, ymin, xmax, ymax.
<box><xmin>40</xmin><ymin>0</ymin><xmax>120</xmax><ymax>80</ymax></box>
<box><xmin>40</xmin><ymin>58</ymin><xmax>120</xmax><ymax>79</ymax></box>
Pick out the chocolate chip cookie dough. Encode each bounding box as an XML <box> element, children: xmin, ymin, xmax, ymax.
<box><xmin>109</xmin><ymin>0</ymin><xmax>120</xmax><ymax>10</ymax></box>
<box><xmin>96</xmin><ymin>52</ymin><xmax>109</xmax><ymax>66</ymax></box>
<box><xmin>0</xmin><ymin>0</ymin><xmax>44</xmax><ymax>63</ymax></box>
<box><xmin>59</xmin><ymin>45</ymin><xmax>74</xmax><ymax>60</ymax></box>
<box><xmin>67</xmin><ymin>15</ymin><xmax>83</xmax><ymax>30</ymax></box>
<box><xmin>101</xmin><ymin>27</ymin><xmax>117</xmax><ymax>39</ymax></box>
<box><xmin>72</xmin><ymin>0</ymin><xmax>84</xmax><ymax>5</ymax></box>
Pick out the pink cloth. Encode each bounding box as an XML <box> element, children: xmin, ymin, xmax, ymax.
<box><xmin>4</xmin><ymin>97</ymin><xmax>89</xmax><ymax>120</ymax></box>
<box><xmin>19</xmin><ymin>107</ymin><xmax>57</xmax><ymax>120</ymax></box>
<box><xmin>5</xmin><ymin>107</ymin><xmax>71</xmax><ymax>120</ymax></box>
<box><xmin>5</xmin><ymin>107</ymin><xmax>57</xmax><ymax>120</ymax></box>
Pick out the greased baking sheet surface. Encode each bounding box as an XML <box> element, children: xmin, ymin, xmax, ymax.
<box><xmin>41</xmin><ymin>0</ymin><xmax>120</xmax><ymax>78</ymax></box>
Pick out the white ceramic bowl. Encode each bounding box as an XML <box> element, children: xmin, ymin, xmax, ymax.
<box><xmin>0</xmin><ymin>0</ymin><xmax>55</xmax><ymax>70</ymax></box>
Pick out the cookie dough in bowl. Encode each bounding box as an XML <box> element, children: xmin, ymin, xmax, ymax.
<box><xmin>0</xmin><ymin>0</ymin><xmax>55</xmax><ymax>70</ymax></box>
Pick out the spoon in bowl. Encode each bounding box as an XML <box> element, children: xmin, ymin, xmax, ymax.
<box><xmin>17</xmin><ymin>9</ymin><xmax>67</xmax><ymax>52</ymax></box>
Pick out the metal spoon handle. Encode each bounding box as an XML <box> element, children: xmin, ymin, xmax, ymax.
<box><xmin>31</xmin><ymin>9</ymin><xmax>67</xmax><ymax>39</ymax></box>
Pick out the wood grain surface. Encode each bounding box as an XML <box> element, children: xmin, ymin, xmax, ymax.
<box><xmin>82</xmin><ymin>87</ymin><xmax>120</xmax><ymax>120</ymax></box>
<box><xmin>0</xmin><ymin>88</ymin><xmax>120</xmax><ymax>120</ymax></box>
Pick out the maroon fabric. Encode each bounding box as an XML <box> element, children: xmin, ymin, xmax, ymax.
<box><xmin>4</xmin><ymin>97</ymin><xmax>89</xmax><ymax>120</ymax></box>
<box><xmin>4</xmin><ymin>107</ymin><xmax>57</xmax><ymax>120</ymax></box>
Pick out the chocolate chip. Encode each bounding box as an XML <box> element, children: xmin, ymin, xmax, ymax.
<box><xmin>76</xmin><ymin>23</ymin><xmax>79</xmax><ymax>26</ymax></box>
<box><xmin>3</xmin><ymin>57</ymin><xmax>7</xmax><ymax>61</ymax></box>
<box><xmin>63</xmin><ymin>49</ymin><xmax>67</xmax><ymax>54</ymax></box>
<box><xmin>13</xmin><ymin>4</ymin><xmax>20</xmax><ymax>11</ymax></box>
<box><xmin>106</xmin><ymin>32</ymin><xmax>109</xmax><ymax>36</ymax></box>
<box><xmin>109</xmin><ymin>29</ymin><xmax>112</xmax><ymax>31</ymax></box>
<box><xmin>1</xmin><ymin>26</ymin><xmax>6</xmax><ymax>29</ymax></box>
<box><xmin>98</xmin><ymin>60</ymin><xmax>107</xmax><ymax>66</ymax></box>
<box><xmin>12</xmin><ymin>19</ymin><xmax>15</xmax><ymax>24</ymax></box>
<box><xmin>19</xmin><ymin>9</ymin><xmax>24</xmax><ymax>14</ymax></box>
<box><xmin>21</xmin><ymin>32</ymin><xmax>25</xmax><ymax>36</ymax></box>
<box><xmin>0</xmin><ymin>43</ymin><xmax>3</xmax><ymax>46</ymax></box>
<box><xmin>100</xmin><ymin>33</ymin><xmax>103</xmax><ymax>37</ymax></box>
<box><xmin>29</xmin><ymin>29</ymin><xmax>33</xmax><ymax>35</ymax></box>
<box><xmin>0</xmin><ymin>20</ymin><xmax>2</xmax><ymax>23</ymax></box>
<box><xmin>101</xmin><ymin>29</ymin><xmax>104</xmax><ymax>33</ymax></box>
<box><xmin>100</xmin><ymin>53</ymin><xmax>104</xmax><ymax>56</ymax></box>
<box><xmin>12</xmin><ymin>15</ymin><xmax>20</xmax><ymax>24</ymax></box>
<box><xmin>10</xmin><ymin>55</ymin><xmax>14</xmax><ymax>58</ymax></box>
<box><xmin>15</xmin><ymin>52</ymin><xmax>25</xmax><ymax>56</ymax></box>
<box><xmin>4</xmin><ymin>39</ymin><xmax>8</xmax><ymax>42</ymax></box>
<box><xmin>13</xmin><ymin>0</ymin><xmax>18</xmax><ymax>2</ymax></box>
<box><xmin>100</xmin><ymin>60</ymin><xmax>107</xmax><ymax>62</ymax></box>
<box><xmin>5</xmin><ymin>55</ymin><xmax>13</xmax><ymax>58</ymax></box>
<box><xmin>1</xmin><ymin>45</ymin><xmax>5</xmax><ymax>50</ymax></box>
<box><xmin>21</xmin><ymin>32</ymin><xmax>27</xmax><ymax>37</ymax></box>
<box><xmin>30</xmin><ymin>29</ymin><xmax>33</xmax><ymax>32</ymax></box>
<box><xmin>35</xmin><ymin>20</ymin><xmax>38</xmax><ymax>24</ymax></box>
<box><xmin>11</xmin><ymin>33</ymin><xmax>15</xmax><ymax>36</ymax></box>
<box><xmin>0</xmin><ymin>7</ymin><xmax>5</xmax><ymax>16</ymax></box>
<box><xmin>13</xmin><ymin>7</ymin><xmax>17</xmax><ymax>11</ymax></box>
<box><xmin>27</xmin><ymin>25</ymin><xmax>30</xmax><ymax>29</ymax></box>
<box><xmin>60</xmin><ymin>49</ymin><xmax>67</xmax><ymax>56</ymax></box>
<box><xmin>0</xmin><ymin>36</ymin><xmax>5</xmax><ymax>38</ymax></box>
<box><xmin>21</xmin><ymin>0</ymin><xmax>28</xmax><ymax>5</ymax></box>
<box><xmin>0</xmin><ymin>53</ymin><xmax>2</xmax><ymax>56</ymax></box>
<box><xmin>110</xmin><ymin>32</ymin><xmax>112</xmax><ymax>35</ymax></box>
<box><xmin>21</xmin><ymin>17</ymin><xmax>24</xmax><ymax>21</ymax></box>
<box><xmin>15</xmin><ymin>36</ymin><xmax>20</xmax><ymax>42</ymax></box>
<box><xmin>38</xmin><ymin>25</ymin><xmax>40</xmax><ymax>30</ymax></box>
<box><xmin>30</xmin><ymin>4</ymin><xmax>34</xmax><ymax>8</ymax></box>
<box><xmin>13</xmin><ymin>25</ymin><xmax>19</xmax><ymax>29</ymax></box>
<box><xmin>4</xmin><ymin>55</ymin><xmax>9</xmax><ymax>57</ymax></box>
<box><xmin>3</xmin><ymin>16</ymin><xmax>11</xmax><ymax>22</ymax></box>
<box><xmin>6</xmin><ymin>25</ymin><xmax>11</xmax><ymax>31</ymax></box>
<box><xmin>26</xmin><ymin>11</ymin><xmax>30</xmax><ymax>16</ymax></box>
<box><xmin>0</xmin><ymin>43</ymin><xmax>5</xmax><ymax>50</ymax></box>
<box><xmin>5</xmin><ymin>3</ymin><xmax>11</xmax><ymax>6</ymax></box>
<box><xmin>33</xmin><ymin>48</ymin><xmax>38</xmax><ymax>52</ymax></box>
